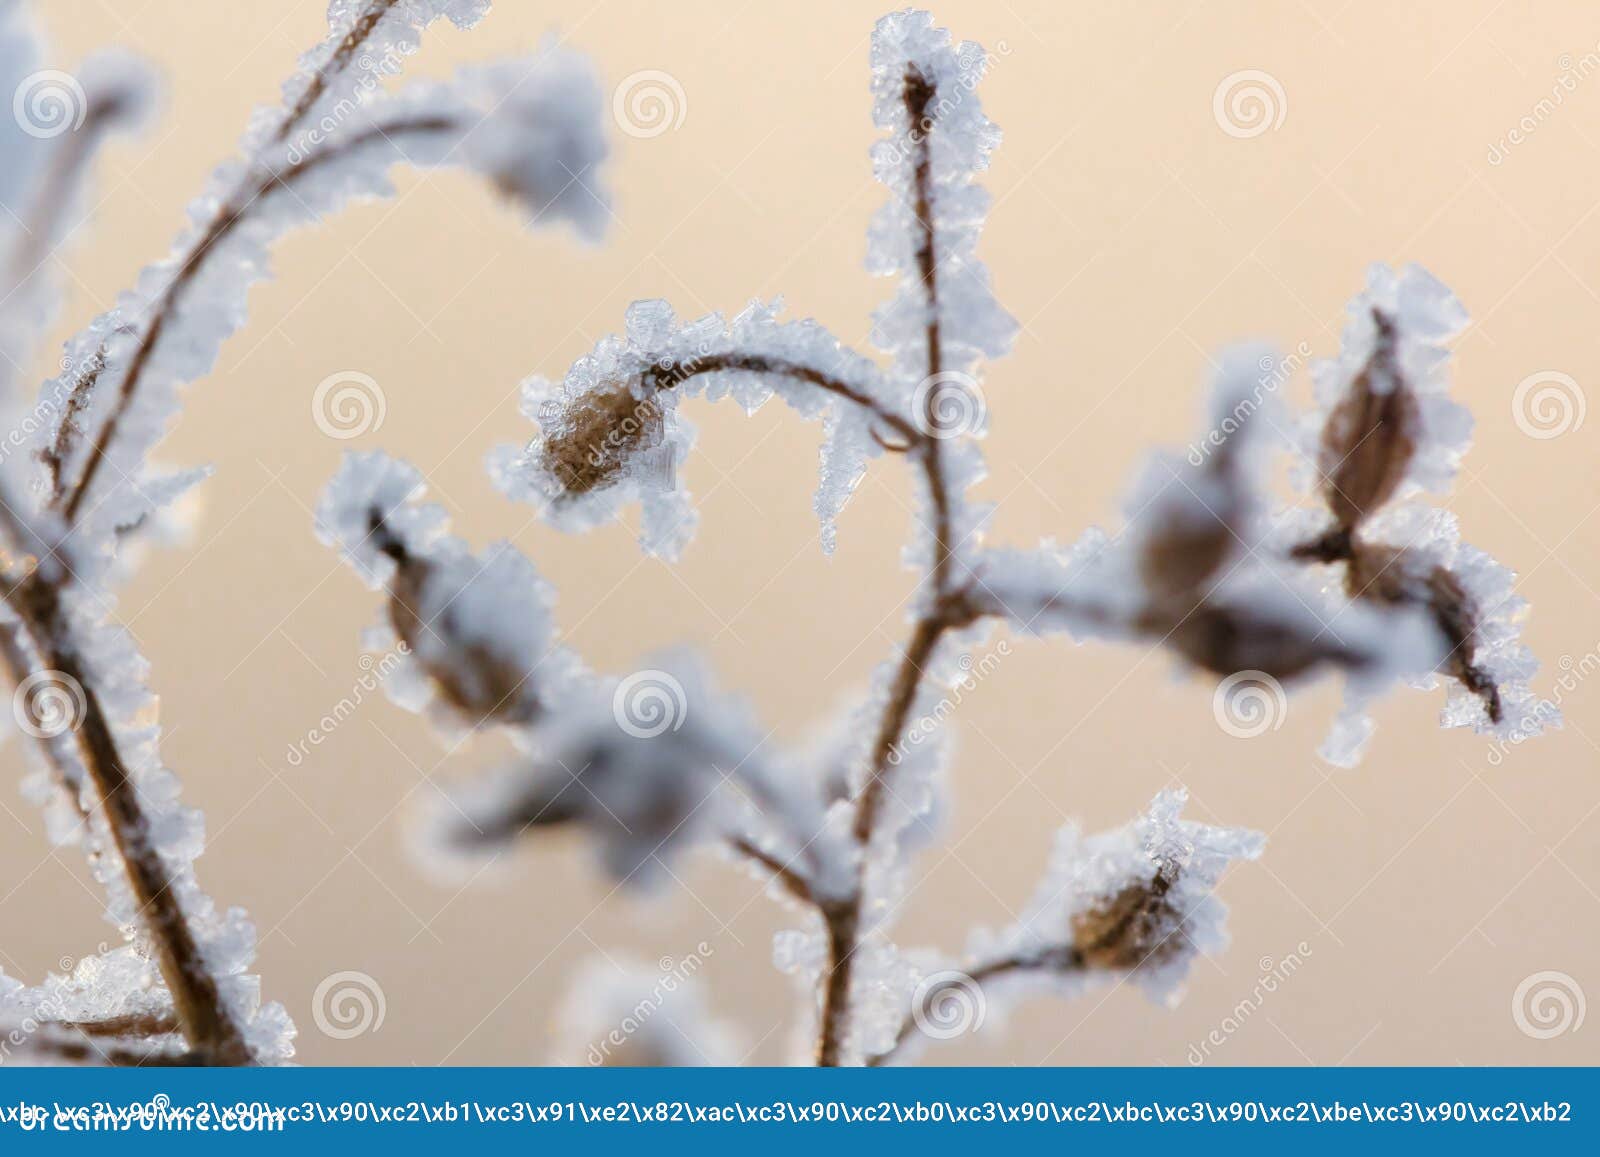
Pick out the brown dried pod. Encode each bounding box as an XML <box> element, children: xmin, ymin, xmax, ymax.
<box><xmin>1318</xmin><ymin>310</ymin><xmax>1418</xmax><ymax>530</ymax></box>
<box><xmin>538</xmin><ymin>377</ymin><xmax>669</xmax><ymax>498</ymax></box>
<box><xmin>1344</xmin><ymin>542</ymin><xmax>1502</xmax><ymax>724</ymax></box>
<box><xmin>368</xmin><ymin>510</ymin><xmax>540</xmax><ymax>727</ymax></box>
<box><xmin>1072</xmin><ymin>860</ymin><xmax>1182</xmax><ymax>971</ymax></box>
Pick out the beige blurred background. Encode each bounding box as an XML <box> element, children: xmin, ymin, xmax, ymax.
<box><xmin>2</xmin><ymin>0</ymin><xmax>1597</xmax><ymax>1065</ymax></box>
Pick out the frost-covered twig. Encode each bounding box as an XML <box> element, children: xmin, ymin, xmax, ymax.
<box><xmin>0</xmin><ymin>0</ymin><xmax>611</xmax><ymax>1067</ymax></box>
<box><xmin>317</xmin><ymin>8</ymin><xmax>1552</xmax><ymax>1068</ymax></box>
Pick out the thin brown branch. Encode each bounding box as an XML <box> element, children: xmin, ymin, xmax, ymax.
<box><xmin>865</xmin><ymin>948</ymin><xmax>1085</xmax><ymax>1066</ymax></box>
<box><xmin>55</xmin><ymin>1010</ymin><xmax>182</xmax><ymax>1039</ymax></box>
<box><xmin>0</xmin><ymin>493</ymin><xmax>250</xmax><ymax>1063</ymax></box>
<box><xmin>268</xmin><ymin>0</ymin><xmax>400</xmax><ymax>149</ymax></box>
<box><xmin>55</xmin><ymin>112</ymin><xmax>461</xmax><ymax>523</ymax></box>
<box><xmin>729</xmin><ymin>837</ymin><xmax>816</xmax><ymax>906</ymax></box>
<box><xmin>816</xmin><ymin>64</ymin><xmax>962</xmax><ymax>1067</ymax></box>
<box><xmin>0</xmin><ymin>1024</ymin><xmax>196</xmax><ymax>1067</ymax></box>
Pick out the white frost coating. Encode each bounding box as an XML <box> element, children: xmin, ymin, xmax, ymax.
<box><xmin>551</xmin><ymin>954</ymin><xmax>737</xmax><ymax>1066</ymax></box>
<box><xmin>424</xmin><ymin>649</ymin><xmax>786</xmax><ymax>884</ymax></box>
<box><xmin>31</xmin><ymin>21</ymin><xmax>608</xmax><ymax>552</ymax></box>
<box><xmin>1363</xmin><ymin>503</ymin><xmax>1553</xmax><ymax>742</ymax></box>
<box><xmin>0</xmin><ymin>947</ymin><xmax>171</xmax><ymax>1034</ymax></box>
<box><xmin>30</xmin><ymin>587</ymin><xmax>295</xmax><ymax>1062</ymax></box>
<box><xmin>493</xmin><ymin>298</ymin><xmax>894</xmax><ymax>558</ymax></box>
<box><xmin>867</xmin><ymin>10</ymin><xmax>1016</xmax><ymax>380</ymax></box>
<box><xmin>971</xmin><ymin>788</ymin><xmax>1264</xmax><ymax>1008</ymax></box>
<box><xmin>316</xmin><ymin>450</ymin><xmax>576</xmax><ymax>733</ymax></box>
<box><xmin>1300</xmin><ymin>262</ymin><xmax>1473</xmax><ymax>498</ymax></box>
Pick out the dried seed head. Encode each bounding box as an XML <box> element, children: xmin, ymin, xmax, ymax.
<box><xmin>1318</xmin><ymin>310</ymin><xmax>1418</xmax><ymax>530</ymax></box>
<box><xmin>369</xmin><ymin>509</ymin><xmax>540</xmax><ymax>728</ymax></box>
<box><xmin>1344</xmin><ymin>543</ymin><xmax>1501</xmax><ymax>724</ymax></box>
<box><xmin>1138</xmin><ymin>499</ymin><xmax>1237</xmax><ymax>610</ymax></box>
<box><xmin>537</xmin><ymin>377</ymin><xmax>667</xmax><ymax>498</ymax></box>
<box><xmin>1072</xmin><ymin>860</ymin><xmax>1183</xmax><ymax>971</ymax></box>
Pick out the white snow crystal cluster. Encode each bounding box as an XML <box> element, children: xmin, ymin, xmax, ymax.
<box><xmin>1300</xmin><ymin>263</ymin><xmax>1473</xmax><ymax>500</ymax></box>
<box><xmin>31</xmin><ymin>8</ymin><xmax>608</xmax><ymax>554</ymax></box>
<box><xmin>493</xmin><ymin>298</ymin><xmax>895</xmax><ymax>558</ymax></box>
<box><xmin>867</xmin><ymin>10</ymin><xmax>1017</xmax><ymax>382</ymax></box>
<box><xmin>973</xmin><ymin>789</ymin><xmax>1264</xmax><ymax>1007</ymax></box>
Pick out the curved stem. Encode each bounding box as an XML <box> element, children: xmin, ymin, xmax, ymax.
<box><xmin>865</xmin><ymin>947</ymin><xmax>1085</xmax><ymax>1066</ymax></box>
<box><xmin>55</xmin><ymin>112</ymin><xmax>461</xmax><ymax>523</ymax></box>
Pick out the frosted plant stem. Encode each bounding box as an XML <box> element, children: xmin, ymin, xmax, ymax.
<box><xmin>817</xmin><ymin>64</ymin><xmax>960</xmax><ymax>1067</ymax></box>
<box><xmin>0</xmin><ymin>568</ymin><xmax>249</xmax><ymax>1064</ymax></box>
<box><xmin>0</xmin><ymin>485</ymin><xmax>248</xmax><ymax>1064</ymax></box>
<box><xmin>865</xmin><ymin>949</ymin><xmax>1085</xmax><ymax>1066</ymax></box>
<box><xmin>55</xmin><ymin>112</ymin><xmax>460</xmax><ymax>522</ymax></box>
